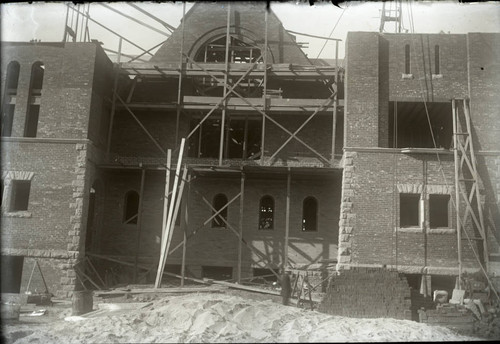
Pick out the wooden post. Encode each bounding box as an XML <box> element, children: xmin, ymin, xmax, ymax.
<box><xmin>452</xmin><ymin>99</ymin><xmax>462</xmax><ymax>288</ymax></box>
<box><xmin>155</xmin><ymin>139</ymin><xmax>185</xmax><ymax>288</ymax></box>
<box><xmin>219</xmin><ymin>4</ymin><xmax>231</xmax><ymax>166</ymax></box>
<box><xmin>237</xmin><ymin>169</ymin><xmax>245</xmax><ymax>283</ymax></box>
<box><xmin>331</xmin><ymin>40</ymin><xmax>339</xmax><ymax>165</ymax></box>
<box><xmin>106</xmin><ymin>37</ymin><xmax>122</xmax><ymax>159</ymax></box>
<box><xmin>181</xmin><ymin>173</ymin><xmax>190</xmax><ymax>287</ymax></box>
<box><xmin>284</xmin><ymin>168</ymin><xmax>291</xmax><ymax>271</ymax></box>
<box><xmin>175</xmin><ymin>2</ymin><xmax>186</xmax><ymax>146</ymax></box>
<box><xmin>134</xmin><ymin>168</ymin><xmax>146</xmax><ymax>283</ymax></box>
<box><xmin>161</xmin><ymin>150</ymin><xmax>172</xmax><ymax>248</ymax></box>
<box><xmin>261</xmin><ymin>9</ymin><xmax>268</xmax><ymax>162</ymax></box>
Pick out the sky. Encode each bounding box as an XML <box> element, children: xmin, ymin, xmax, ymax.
<box><xmin>1</xmin><ymin>1</ymin><xmax>499</xmax><ymax>59</ymax></box>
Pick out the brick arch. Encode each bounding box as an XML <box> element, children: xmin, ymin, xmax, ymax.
<box><xmin>187</xmin><ymin>26</ymin><xmax>275</xmax><ymax>63</ymax></box>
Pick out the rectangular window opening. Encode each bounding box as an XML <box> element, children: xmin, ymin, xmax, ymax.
<box><xmin>388</xmin><ymin>101</ymin><xmax>453</xmax><ymax>149</ymax></box>
<box><xmin>188</xmin><ymin>117</ymin><xmax>262</xmax><ymax>160</ymax></box>
<box><xmin>9</xmin><ymin>180</ymin><xmax>31</xmax><ymax>212</ymax></box>
<box><xmin>400</xmin><ymin>193</ymin><xmax>420</xmax><ymax>227</ymax></box>
<box><xmin>429</xmin><ymin>194</ymin><xmax>450</xmax><ymax>228</ymax></box>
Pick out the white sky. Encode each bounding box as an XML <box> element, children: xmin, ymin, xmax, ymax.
<box><xmin>1</xmin><ymin>1</ymin><xmax>499</xmax><ymax>59</ymax></box>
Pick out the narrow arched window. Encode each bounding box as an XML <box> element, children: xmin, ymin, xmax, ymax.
<box><xmin>25</xmin><ymin>62</ymin><xmax>44</xmax><ymax>137</ymax></box>
<box><xmin>404</xmin><ymin>44</ymin><xmax>411</xmax><ymax>74</ymax></box>
<box><xmin>1</xmin><ymin>61</ymin><xmax>20</xmax><ymax>137</ymax></box>
<box><xmin>434</xmin><ymin>45</ymin><xmax>440</xmax><ymax>75</ymax></box>
<box><xmin>123</xmin><ymin>190</ymin><xmax>139</xmax><ymax>224</ymax></box>
<box><xmin>302</xmin><ymin>197</ymin><xmax>318</xmax><ymax>232</ymax></box>
<box><xmin>212</xmin><ymin>193</ymin><xmax>228</xmax><ymax>228</ymax></box>
<box><xmin>259</xmin><ymin>195</ymin><xmax>274</xmax><ymax>230</ymax></box>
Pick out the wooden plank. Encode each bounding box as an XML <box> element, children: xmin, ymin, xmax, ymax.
<box><xmin>180</xmin><ymin>173</ymin><xmax>190</xmax><ymax>287</ymax></box>
<box><xmin>161</xmin><ymin>150</ymin><xmax>172</xmax><ymax>249</ymax></box>
<box><xmin>452</xmin><ymin>99</ymin><xmax>462</xmax><ymax>287</ymax></box>
<box><xmin>284</xmin><ymin>168</ymin><xmax>291</xmax><ymax>270</ymax></box>
<box><xmin>94</xmin><ymin>286</ymin><xmax>224</xmax><ymax>296</ymax></box>
<box><xmin>210</xmin><ymin>280</ymin><xmax>281</xmax><ymax>296</ymax></box>
<box><xmin>237</xmin><ymin>170</ymin><xmax>245</xmax><ymax>283</ymax></box>
<box><xmin>134</xmin><ymin>168</ymin><xmax>146</xmax><ymax>282</ymax></box>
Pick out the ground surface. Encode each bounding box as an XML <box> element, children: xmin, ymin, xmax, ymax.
<box><xmin>1</xmin><ymin>290</ymin><xmax>482</xmax><ymax>343</ymax></box>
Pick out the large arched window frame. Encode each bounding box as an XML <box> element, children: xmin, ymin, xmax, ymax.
<box><xmin>212</xmin><ymin>193</ymin><xmax>228</xmax><ymax>228</ymax></box>
<box><xmin>302</xmin><ymin>196</ymin><xmax>318</xmax><ymax>232</ymax></box>
<box><xmin>194</xmin><ymin>34</ymin><xmax>263</xmax><ymax>64</ymax></box>
<box><xmin>24</xmin><ymin>61</ymin><xmax>44</xmax><ymax>137</ymax></box>
<box><xmin>259</xmin><ymin>195</ymin><xmax>274</xmax><ymax>230</ymax></box>
<box><xmin>1</xmin><ymin>61</ymin><xmax>20</xmax><ymax>137</ymax></box>
<box><xmin>123</xmin><ymin>190</ymin><xmax>139</xmax><ymax>225</ymax></box>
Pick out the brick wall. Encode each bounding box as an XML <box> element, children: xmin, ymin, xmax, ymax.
<box><xmin>1</xmin><ymin>42</ymin><xmax>99</xmax><ymax>139</ymax></box>
<box><xmin>151</xmin><ymin>3</ymin><xmax>311</xmax><ymax>65</ymax></box>
<box><xmin>98</xmin><ymin>170</ymin><xmax>341</xmax><ymax>278</ymax></box>
<box><xmin>319</xmin><ymin>267</ymin><xmax>412</xmax><ymax>320</ymax></box>
<box><xmin>337</xmin><ymin>149</ymin><xmax>482</xmax><ymax>273</ymax></box>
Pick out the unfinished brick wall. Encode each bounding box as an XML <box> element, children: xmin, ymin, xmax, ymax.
<box><xmin>318</xmin><ymin>267</ymin><xmax>412</xmax><ymax>320</ymax></box>
<box><xmin>1</xmin><ymin>42</ymin><xmax>99</xmax><ymax>139</ymax></box>
<box><xmin>98</xmin><ymin>171</ymin><xmax>341</xmax><ymax>279</ymax></box>
<box><xmin>337</xmin><ymin>149</ymin><xmax>482</xmax><ymax>274</ymax></box>
<box><xmin>1</xmin><ymin>43</ymin><xmax>110</xmax><ymax>298</ymax></box>
<box><xmin>151</xmin><ymin>3</ymin><xmax>310</xmax><ymax>65</ymax></box>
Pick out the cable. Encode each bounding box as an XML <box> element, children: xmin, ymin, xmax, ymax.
<box><xmin>406</xmin><ymin>0</ymin><xmax>499</xmax><ymax>301</ymax></box>
<box><xmin>315</xmin><ymin>6</ymin><xmax>347</xmax><ymax>59</ymax></box>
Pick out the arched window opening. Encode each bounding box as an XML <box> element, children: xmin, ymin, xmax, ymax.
<box><xmin>302</xmin><ymin>197</ymin><xmax>318</xmax><ymax>232</ymax></box>
<box><xmin>404</xmin><ymin>44</ymin><xmax>411</xmax><ymax>74</ymax></box>
<box><xmin>124</xmin><ymin>190</ymin><xmax>139</xmax><ymax>224</ymax></box>
<box><xmin>434</xmin><ymin>45</ymin><xmax>440</xmax><ymax>75</ymax></box>
<box><xmin>212</xmin><ymin>193</ymin><xmax>228</xmax><ymax>228</ymax></box>
<box><xmin>25</xmin><ymin>62</ymin><xmax>44</xmax><ymax>137</ymax></box>
<box><xmin>194</xmin><ymin>35</ymin><xmax>262</xmax><ymax>64</ymax></box>
<box><xmin>1</xmin><ymin>61</ymin><xmax>20</xmax><ymax>137</ymax></box>
<box><xmin>259</xmin><ymin>195</ymin><xmax>274</xmax><ymax>230</ymax></box>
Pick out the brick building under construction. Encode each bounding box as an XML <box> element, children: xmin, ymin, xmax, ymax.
<box><xmin>1</xmin><ymin>3</ymin><xmax>499</xmax><ymax>319</ymax></box>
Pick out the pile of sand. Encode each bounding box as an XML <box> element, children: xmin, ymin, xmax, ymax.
<box><xmin>4</xmin><ymin>293</ymin><xmax>478</xmax><ymax>343</ymax></box>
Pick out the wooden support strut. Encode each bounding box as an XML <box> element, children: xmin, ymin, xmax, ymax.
<box><xmin>199</xmin><ymin>195</ymin><xmax>281</xmax><ymax>280</ymax></box>
<box><xmin>180</xmin><ymin>173</ymin><xmax>190</xmax><ymax>287</ymax></box>
<box><xmin>184</xmin><ymin>55</ymin><xmax>331</xmax><ymax>164</ymax></box>
<box><xmin>237</xmin><ymin>170</ymin><xmax>245</xmax><ymax>283</ymax></box>
<box><xmin>284</xmin><ymin>168</ymin><xmax>291</xmax><ymax>271</ymax></box>
<box><xmin>155</xmin><ymin>139</ymin><xmax>185</xmax><ymax>287</ymax></box>
<box><xmin>134</xmin><ymin>168</ymin><xmax>146</xmax><ymax>283</ymax></box>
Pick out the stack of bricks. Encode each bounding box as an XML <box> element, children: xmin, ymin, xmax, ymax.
<box><xmin>418</xmin><ymin>304</ymin><xmax>474</xmax><ymax>337</ymax></box>
<box><xmin>318</xmin><ymin>267</ymin><xmax>411</xmax><ymax>320</ymax></box>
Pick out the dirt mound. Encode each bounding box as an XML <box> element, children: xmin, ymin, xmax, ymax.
<box><xmin>4</xmin><ymin>293</ymin><xmax>478</xmax><ymax>343</ymax></box>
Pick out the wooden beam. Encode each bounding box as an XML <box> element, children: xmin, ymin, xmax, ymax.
<box><xmin>199</xmin><ymin>195</ymin><xmax>281</xmax><ymax>280</ymax></box>
<box><xmin>99</xmin><ymin>3</ymin><xmax>170</xmax><ymax>37</ymax></box>
<box><xmin>161</xmin><ymin>150</ymin><xmax>172</xmax><ymax>250</ymax></box>
<box><xmin>284</xmin><ymin>168</ymin><xmax>291</xmax><ymax>271</ymax></box>
<box><xmin>228</xmin><ymin>89</ymin><xmax>331</xmax><ymax>164</ymax></box>
<box><xmin>155</xmin><ymin>139</ymin><xmax>185</xmax><ymax>287</ymax></box>
<box><xmin>134</xmin><ymin>168</ymin><xmax>146</xmax><ymax>283</ymax></box>
<box><xmin>116</xmin><ymin>94</ymin><xmax>167</xmax><ymax>155</ymax></box>
<box><xmin>175</xmin><ymin>2</ymin><xmax>186</xmax><ymax>146</ymax></box>
<box><xmin>181</xmin><ymin>173</ymin><xmax>190</xmax><ymax>287</ymax></box>
<box><xmin>261</xmin><ymin>9</ymin><xmax>268</xmax><ymax>161</ymax></box>
<box><xmin>68</xmin><ymin>5</ymin><xmax>153</xmax><ymax>56</ymax></box>
<box><xmin>106</xmin><ymin>39</ymin><xmax>122</xmax><ymax>159</ymax></box>
<box><xmin>268</xmin><ymin>94</ymin><xmax>335</xmax><ymax>163</ymax></box>
<box><xmin>219</xmin><ymin>4</ymin><xmax>231</xmax><ymax>166</ymax></box>
<box><xmin>331</xmin><ymin>40</ymin><xmax>339</xmax><ymax>164</ymax></box>
<box><xmin>237</xmin><ymin>170</ymin><xmax>245</xmax><ymax>283</ymax></box>
<box><xmin>452</xmin><ymin>99</ymin><xmax>462</xmax><ymax>288</ymax></box>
